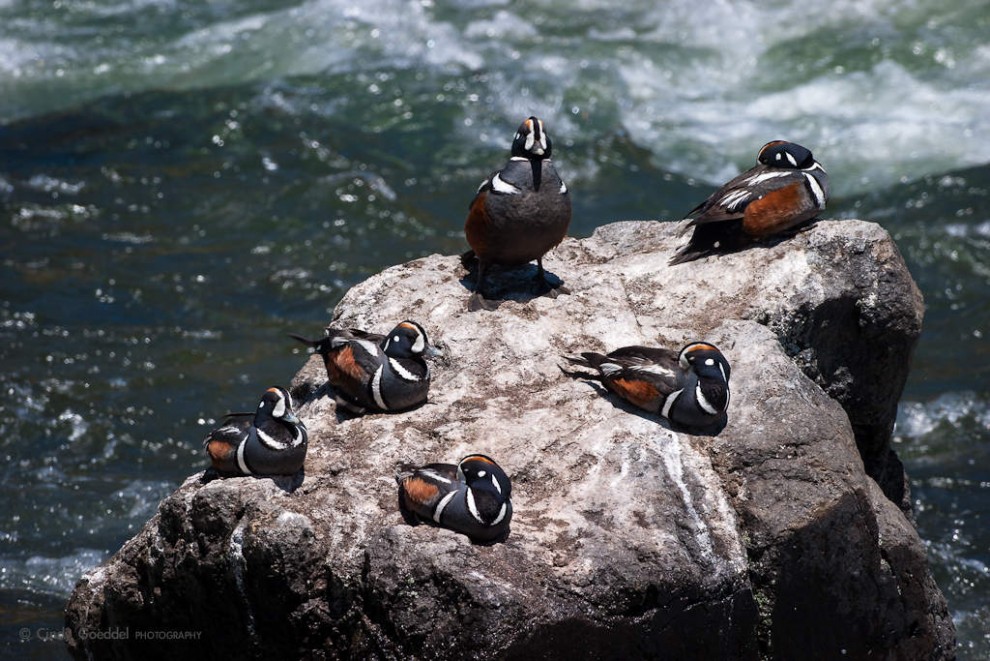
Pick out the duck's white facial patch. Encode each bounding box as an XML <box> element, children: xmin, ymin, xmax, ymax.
<box><xmin>411</xmin><ymin>331</ymin><xmax>425</xmax><ymax>354</ymax></box>
<box><xmin>559</xmin><ymin>181</ymin><xmax>567</xmax><ymax>194</ymax></box>
<box><xmin>477</xmin><ymin>470</ymin><xmax>487</xmax><ymax>477</ymax></box>
<box><xmin>705</xmin><ymin>358</ymin><xmax>715</xmax><ymax>367</ymax></box>
<box><xmin>272</xmin><ymin>396</ymin><xmax>286</xmax><ymax>419</ymax></box>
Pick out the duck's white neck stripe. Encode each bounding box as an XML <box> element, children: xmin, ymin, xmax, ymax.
<box><xmin>388</xmin><ymin>357</ymin><xmax>420</xmax><ymax>382</ymax></box>
<box><xmin>695</xmin><ymin>383</ymin><xmax>719</xmax><ymax>415</ymax></box>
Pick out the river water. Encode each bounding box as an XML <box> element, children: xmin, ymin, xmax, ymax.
<box><xmin>1</xmin><ymin>0</ymin><xmax>987</xmax><ymax>657</ymax></box>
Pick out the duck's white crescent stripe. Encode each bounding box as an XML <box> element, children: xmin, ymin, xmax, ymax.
<box><xmin>661</xmin><ymin>388</ymin><xmax>683</xmax><ymax>419</ymax></box>
<box><xmin>371</xmin><ymin>365</ymin><xmax>387</xmax><ymax>410</ymax></box>
<box><xmin>257</xmin><ymin>428</ymin><xmax>290</xmax><ymax>450</ymax></box>
<box><xmin>491</xmin><ymin>474</ymin><xmax>502</xmax><ymax>494</ymax></box>
<box><xmin>600</xmin><ymin>362</ymin><xmax>622</xmax><ymax>376</ymax></box>
<box><xmin>695</xmin><ymin>383</ymin><xmax>719</xmax><ymax>415</ymax></box>
<box><xmin>388</xmin><ymin>357</ymin><xmax>421</xmax><ymax>382</ymax></box>
<box><xmin>466</xmin><ymin>487</ymin><xmax>483</xmax><ymax>524</ymax></box>
<box><xmin>804</xmin><ymin>172</ymin><xmax>827</xmax><ymax>208</ymax></box>
<box><xmin>491</xmin><ymin>172</ymin><xmax>521</xmax><ymax>195</ymax></box>
<box><xmin>432</xmin><ymin>490</ymin><xmax>458</xmax><ymax>523</ymax></box>
<box><xmin>491</xmin><ymin>501</ymin><xmax>508</xmax><ymax>526</ymax></box>
<box><xmin>236</xmin><ymin>440</ymin><xmax>252</xmax><ymax>475</ymax></box>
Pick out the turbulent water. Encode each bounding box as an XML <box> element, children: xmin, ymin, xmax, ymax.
<box><xmin>1</xmin><ymin>0</ymin><xmax>987</xmax><ymax>657</ymax></box>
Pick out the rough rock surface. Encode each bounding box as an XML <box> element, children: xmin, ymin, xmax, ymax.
<box><xmin>65</xmin><ymin>220</ymin><xmax>954</xmax><ymax>660</ymax></box>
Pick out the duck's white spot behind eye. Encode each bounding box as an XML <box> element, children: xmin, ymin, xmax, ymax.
<box><xmin>393</xmin><ymin>335</ymin><xmax>400</xmax><ymax>343</ymax></box>
<box><xmin>478</xmin><ymin>470</ymin><xmax>486</xmax><ymax>477</ymax></box>
<box><xmin>258</xmin><ymin>401</ymin><xmax>265</xmax><ymax>409</ymax></box>
<box><xmin>705</xmin><ymin>358</ymin><xmax>715</xmax><ymax>366</ymax></box>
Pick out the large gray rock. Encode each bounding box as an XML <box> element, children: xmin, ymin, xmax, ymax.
<box><xmin>65</xmin><ymin>220</ymin><xmax>954</xmax><ymax>660</ymax></box>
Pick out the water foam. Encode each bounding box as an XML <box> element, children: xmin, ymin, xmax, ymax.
<box><xmin>0</xmin><ymin>548</ymin><xmax>107</xmax><ymax>597</ymax></box>
<box><xmin>2</xmin><ymin>0</ymin><xmax>986</xmax><ymax>194</ymax></box>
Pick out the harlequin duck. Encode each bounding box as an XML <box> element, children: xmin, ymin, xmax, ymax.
<box><xmin>290</xmin><ymin>320</ymin><xmax>440</xmax><ymax>415</ymax></box>
<box><xmin>670</xmin><ymin>140</ymin><xmax>829</xmax><ymax>265</ymax></box>
<box><xmin>397</xmin><ymin>454</ymin><xmax>512</xmax><ymax>543</ymax></box>
<box><xmin>561</xmin><ymin>342</ymin><xmax>731</xmax><ymax>432</ymax></box>
<box><xmin>463</xmin><ymin>115</ymin><xmax>572</xmax><ymax>311</ymax></box>
<box><xmin>204</xmin><ymin>386</ymin><xmax>308</xmax><ymax>476</ymax></box>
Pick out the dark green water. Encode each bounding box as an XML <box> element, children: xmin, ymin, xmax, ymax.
<box><xmin>0</xmin><ymin>1</ymin><xmax>987</xmax><ymax>657</ymax></box>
